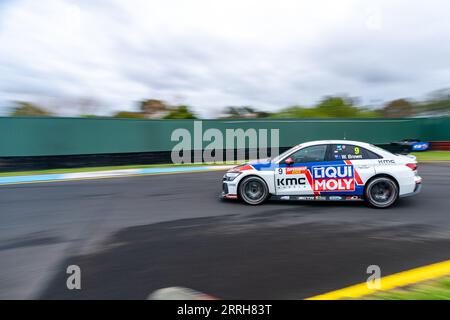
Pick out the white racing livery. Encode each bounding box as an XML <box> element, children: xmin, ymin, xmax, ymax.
<box><xmin>221</xmin><ymin>140</ymin><xmax>422</xmax><ymax>208</ymax></box>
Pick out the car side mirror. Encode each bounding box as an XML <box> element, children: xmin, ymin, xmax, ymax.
<box><xmin>284</xmin><ymin>157</ymin><xmax>294</xmax><ymax>166</ymax></box>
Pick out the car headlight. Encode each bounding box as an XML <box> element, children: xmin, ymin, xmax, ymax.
<box><xmin>223</xmin><ymin>172</ymin><xmax>242</xmax><ymax>181</ymax></box>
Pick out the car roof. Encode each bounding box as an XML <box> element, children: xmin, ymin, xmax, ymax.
<box><xmin>299</xmin><ymin>140</ymin><xmax>372</xmax><ymax>147</ymax></box>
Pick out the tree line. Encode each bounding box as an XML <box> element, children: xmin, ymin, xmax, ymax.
<box><xmin>8</xmin><ymin>88</ymin><xmax>450</xmax><ymax>119</ymax></box>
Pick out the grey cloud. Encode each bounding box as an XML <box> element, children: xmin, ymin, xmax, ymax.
<box><xmin>1</xmin><ymin>0</ymin><xmax>450</xmax><ymax>116</ymax></box>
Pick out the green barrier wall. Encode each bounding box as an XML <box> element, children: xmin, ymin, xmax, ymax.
<box><xmin>0</xmin><ymin>117</ymin><xmax>449</xmax><ymax>157</ymax></box>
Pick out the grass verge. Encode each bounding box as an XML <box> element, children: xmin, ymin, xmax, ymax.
<box><xmin>411</xmin><ymin>151</ymin><xmax>450</xmax><ymax>161</ymax></box>
<box><xmin>365</xmin><ymin>276</ymin><xmax>450</xmax><ymax>300</ymax></box>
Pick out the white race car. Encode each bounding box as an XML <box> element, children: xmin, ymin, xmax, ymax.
<box><xmin>221</xmin><ymin>140</ymin><xmax>422</xmax><ymax>208</ymax></box>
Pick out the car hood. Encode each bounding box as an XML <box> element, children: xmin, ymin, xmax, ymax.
<box><xmin>227</xmin><ymin>158</ymin><xmax>273</xmax><ymax>172</ymax></box>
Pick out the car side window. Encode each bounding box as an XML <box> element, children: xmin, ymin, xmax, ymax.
<box><xmin>364</xmin><ymin>148</ymin><xmax>382</xmax><ymax>159</ymax></box>
<box><xmin>286</xmin><ymin>145</ymin><xmax>327</xmax><ymax>163</ymax></box>
<box><xmin>329</xmin><ymin>144</ymin><xmax>381</xmax><ymax>160</ymax></box>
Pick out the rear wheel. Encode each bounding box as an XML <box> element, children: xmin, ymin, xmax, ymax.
<box><xmin>239</xmin><ymin>176</ymin><xmax>269</xmax><ymax>205</ymax></box>
<box><xmin>365</xmin><ymin>177</ymin><xmax>399</xmax><ymax>208</ymax></box>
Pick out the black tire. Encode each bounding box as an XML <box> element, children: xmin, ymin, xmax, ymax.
<box><xmin>238</xmin><ymin>176</ymin><xmax>269</xmax><ymax>205</ymax></box>
<box><xmin>365</xmin><ymin>176</ymin><xmax>399</xmax><ymax>208</ymax></box>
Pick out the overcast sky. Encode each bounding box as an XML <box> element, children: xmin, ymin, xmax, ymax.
<box><xmin>0</xmin><ymin>0</ymin><xmax>449</xmax><ymax>117</ymax></box>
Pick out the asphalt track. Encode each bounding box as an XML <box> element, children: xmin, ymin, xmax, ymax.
<box><xmin>1</xmin><ymin>163</ymin><xmax>450</xmax><ymax>299</ymax></box>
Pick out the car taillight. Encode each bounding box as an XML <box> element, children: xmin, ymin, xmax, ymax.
<box><xmin>406</xmin><ymin>163</ymin><xmax>417</xmax><ymax>171</ymax></box>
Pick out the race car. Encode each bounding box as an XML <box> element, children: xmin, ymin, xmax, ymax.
<box><xmin>221</xmin><ymin>140</ymin><xmax>422</xmax><ymax>208</ymax></box>
<box><xmin>391</xmin><ymin>139</ymin><xmax>430</xmax><ymax>152</ymax></box>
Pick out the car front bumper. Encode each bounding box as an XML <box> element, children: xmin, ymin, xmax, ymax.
<box><xmin>221</xmin><ymin>180</ymin><xmax>238</xmax><ymax>199</ymax></box>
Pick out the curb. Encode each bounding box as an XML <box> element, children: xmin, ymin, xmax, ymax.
<box><xmin>306</xmin><ymin>259</ymin><xmax>450</xmax><ymax>300</ymax></box>
<box><xmin>0</xmin><ymin>165</ymin><xmax>233</xmax><ymax>186</ymax></box>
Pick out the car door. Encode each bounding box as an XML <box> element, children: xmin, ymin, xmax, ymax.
<box><xmin>323</xmin><ymin>144</ymin><xmax>377</xmax><ymax>196</ymax></box>
<box><xmin>275</xmin><ymin>144</ymin><xmax>328</xmax><ymax>196</ymax></box>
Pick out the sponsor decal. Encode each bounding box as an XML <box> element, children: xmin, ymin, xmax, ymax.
<box><xmin>278</xmin><ymin>195</ymin><xmax>360</xmax><ymax>201</ymax></box>
<box><xmin>286</xmin><ymin>167</ymin><xmax>307</xmax><ymax>175</ymax></box>
<box><xmin>298</xmin><ymin>196</ymin><xmax>315</xmax><ymax>200</ymax></box>
<box><xmin>312</xmin><ymin>165</ymin><xmax>355</xmax><ymax>192</ymax></box>
<box><xmin>345</xmin><ymin>154</ymin><xmax>363</xmax><ymax>160</ymax></box>
<box><xmin>378</xmin><ymin>159</ymin><xmax>395</xmax><ymax>165</ymax></box>
<box><xmin>313</xmin><ymin>165</ymin><xmax>354</xmax><ymax>179</ymax></box>
<box><xmin>314</xmin><ymin>178</ymin><xmax>354</xmax><ymax>191</ymax></box>
<box><xmin>276</xmin><ymin>177</ymin><xmax>306</xmax><ymax>187</ymax></box>
<box><xmin>345</xmin><ymin>196</ymin><xmax>361</xmax><ymax>200</ymax></box>
<box><xmin>276</xmin><ymin>161</ymin><xmax>363</xmax><ymax>193</ymax></box>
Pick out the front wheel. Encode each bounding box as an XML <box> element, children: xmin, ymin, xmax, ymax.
<box><xmin>365</xmin><ymin>177</ymin><xmax>399</xmax><ymax>208</ymax></box>
<box><xmin>239</xmin><ymin>176</ymin><xmax>269</xmax><ymax>205</ymax></box>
